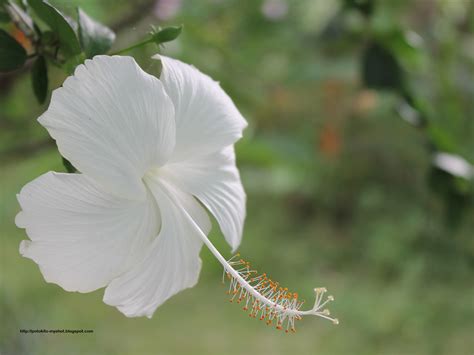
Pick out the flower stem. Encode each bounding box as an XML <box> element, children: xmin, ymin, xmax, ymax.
<box><xmin>111</xmin><ymin>38</ymin><xmax>155</xmax><ymax>55</ymax></box>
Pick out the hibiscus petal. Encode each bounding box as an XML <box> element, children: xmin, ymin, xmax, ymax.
<box><xmin>160</xmin><ymin>146</ymin><xmax>246</xmax><ymax>252</ymax></box>
<box><xmin>103</xmin><ymin>178</ymin><xmax>211</xmax><ymax>318</ymax></box>
<box><xmin>16</xmin><ymin>172</ymin><xmax>160</xmax><ymax>293</ymax></box>
<box><xmin>154</xmin><ymin>54</ymin><xmax>247</xmax><ymax>162</ymax></box>
<box><xmin>39</xmin><ymin>55</ymin><xmax>175</xmax><ymax>200</ymax></box>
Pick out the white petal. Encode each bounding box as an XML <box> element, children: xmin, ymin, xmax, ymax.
<box><xmin>103</xmin><ymin>178</ymin><xmax>211</xmax><ymax>318</ymax></box>
<box><xmin>39</xmin><ymin>55</ymin><xmax>175</xmax><ymax>200</ymax></box>
<box><xmin>154</xmin><ymin>54</ymin><xmax>247</xmax><ymax>162</ymax></box>
<box><xmin>16</xmin><ymin>172</ymin><xmax>159</xmax><ymax>293</ymax></box>
<box><xmin>161</xmin><ymin>146</ymin><xmax>246</xmax><ymax>251</ymax></box>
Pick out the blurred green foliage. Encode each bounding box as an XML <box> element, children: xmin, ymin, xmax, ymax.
<box><xmin>1</xmin><ymin>0</ymin><xmax>473</xmax><ymax>354</ymax></box>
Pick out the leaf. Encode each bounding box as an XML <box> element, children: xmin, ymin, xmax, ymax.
<box><xmin>427</xmin><ymin>124</ymin><xmax>458</xmax><ymax>153</ymax></box>
<box><xmin>381</xmin><ymin>30</ymin><xmax>425</xmax><ymax>69</ymax></box>
<box><xmin>0</xmin><ymin>9</ymin><xmax>10</xmax><ymax>22</ymax></box>
<box><xmin>40</xmin><ymin>30</ymin><xmax>57</xmax><ymax>46</ymax></box>
<box><xmin>77</xmin><ymin>8</ymin><xmax>115</xmax><ymax>58</ymax></box>
<box><xmin>28</xmin><ymin>0</ymin><xmax>81</xmax><ymax>57</ymax></box>
<box><xmin>361</xmin><ymin>41</ymin><xmax>403</xmax><ymax>91</ymax></box>
<box><xmin>62</xmin><ymin>157</ymin><xmax>76</xmax><ymax>173</ymax></box>
<box><xmin>31</xmin><ymin>55</ymin><xmax>48</xmax><ymax>104</ymax></box>
<box><xmin>63</xmin><ymin>52</ymin><xmax>86</xmax><ymax>74</ymax></box>
<box><xmin>151</xmin><ymin>25</ymin><xmax>182</xmax><ymax>44</ymax></box>
<box><xmin>344</xmin><ymin>0</ymin><xmax>374</xmax><ymax>17</ymax></box>
<box><xmin>0</xmin><ymin>29</ymin><xmax>27</xmax><ymax>72</ymax></box>
<box><xmin>428</xmin><ymin>166</ymin><xmax>471</xmax><ymax>229</ymax></box>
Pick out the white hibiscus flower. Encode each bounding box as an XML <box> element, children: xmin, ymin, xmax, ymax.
<box><xmin>16</xmin><ymin>55</ymin><xmax>336</xmax><ymax>331</ymax></box>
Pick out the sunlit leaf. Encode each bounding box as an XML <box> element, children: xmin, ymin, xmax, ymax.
<box><xmin>77</xmin><ymin>8</ymin><xmax>115</xmax><ymax>58</ymax></box>
<box><xmin>31</xmin><ymin>55</ymin><xmax>48</xmax><ymax>104</ymax></box>
<box><xmin>28</xmin><ymin>0</ymin><xmax>81</xmax><ymax>57</ymax></box>
<box><xmin>427</xmin><ymin>124</ymin><xmax>458</xmax><ymax>153</ymax></box>
<box><xmin>381</xmin><ymin>30</ymin><xmax>425</xmax><ymax>69</ymax></box>
<box><xmin>0</xmin><ymin>29</ymin><xmax>27</xmax><ymax>72</ymax></box>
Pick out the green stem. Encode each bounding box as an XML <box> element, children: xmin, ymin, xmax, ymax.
<box><xmin>110</xmin><ymin>37</ymin><xmax>154</xmax><ymax>55</ymax></box>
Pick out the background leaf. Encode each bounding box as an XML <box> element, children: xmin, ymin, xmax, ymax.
<box><xmin>344</xmin><ymin>0</ymin><xmax>374</xmax><ymax>17</ymax></box>
<box><xmin>0</xmin><ymin>8</ymin><xmax>10</xmax><ymax>22</ymax></box>
<box><xmin>28</xmin><ymin>0</ymin><xmax>81</xmax><ymax>57</ymax></box>
<box><xmin>0</xmin><ymin>29</ymin><xmax>27</xmax><ymax>72</ymax></box>
<box><xmin>62</xmin><ymin>157</ymin><xmax>76</xmax><ymax>173</ymax></box>
<box><xmin>77</xmin><ymin>8</ymin><xmax>115</xmax><ymax>58</ymax></box>
<box><xmin>362</xmin><ymin>41</ymin><xmax>403</xmax><ymax>91</ymax></box>
<box><xmin>31</xmin><ymin>55</ymin><xmax>48</xmax><ymax>104</ymax></box>
<box><xmin>380</xmin><ymin>30</ymin><xmax>425</xmax><ymax>69</ymax></box>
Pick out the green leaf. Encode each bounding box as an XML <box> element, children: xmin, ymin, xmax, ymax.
<box><xmin>77</xmin><ymin>8</ymin><xmax>115</xmax><ymax>58</ymax></box>
<box><xmin>427</xmin><ymin>124</ymin><xmax>458</xmax><ymax>153</ymax></box>
<box><xmin>361</xmin><ymin>41</ymin><xmax>403</xmax><ymax>91</ymax></box>
<box><xmin>28</xmin><ymin>0</ymin><xmax>81</xmax><ymax>57</ymax></box>
<box><xmin>31</xmin><ymin>55</ymin><xmax>48</xmax><ymax>104</ymax></box>
<box><xmin>0</xmin><ymin>8</ymin><xmax>10</xmax><ymax>22</ymax></box>
<box><xmin>40</xmin><ymin>30</ymin><xmax>57</xmax><ymax>46</ymax></box>
<box><xmin>344</xmin><ymin>0</ymin><xmax>374</xmax><ymax>17</ymax></box>
<box><xmin>62</xmin><ymin>157</ymin><xmax>76</xmax><ymax>173</ymax></box>
<box><xmin>428</xmin><ymin>166</ymin><xmax>471</xmax><ymax>228</ymax></box>
<box><xmin>0</xmin><ymin>29</ymin><xmax>27</xmax><ymax>72</ymax></box>
<box><xmin>151</xmin><ymin>25</ymin><xmax>182</xmax><ymax>44</ymax></box>
<box><xmin>63</xmin><ymin>52</ymin><xmax>86</xmax><ymax>74</ymax></box>
<box><xmin>380</xmin><ymin>30</ymin><xmax>425</xmax><ymax>69</ymax></box>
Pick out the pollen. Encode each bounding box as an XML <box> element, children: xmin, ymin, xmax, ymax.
<box><xmin>221</xmin><ymin>254</ymin><xmax>338</xmax><ymax>333</ymax></box>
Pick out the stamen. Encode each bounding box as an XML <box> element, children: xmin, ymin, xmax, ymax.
<box><xmin>221</xmin><ymin>254</ymin><xmax>338</xmax><ymax>333</ymax></box>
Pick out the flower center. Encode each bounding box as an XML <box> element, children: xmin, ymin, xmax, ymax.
<box><xmin>142</xmin><ymin>166</ymin><xmax>164</xmax><ymax>192</ymax></box>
